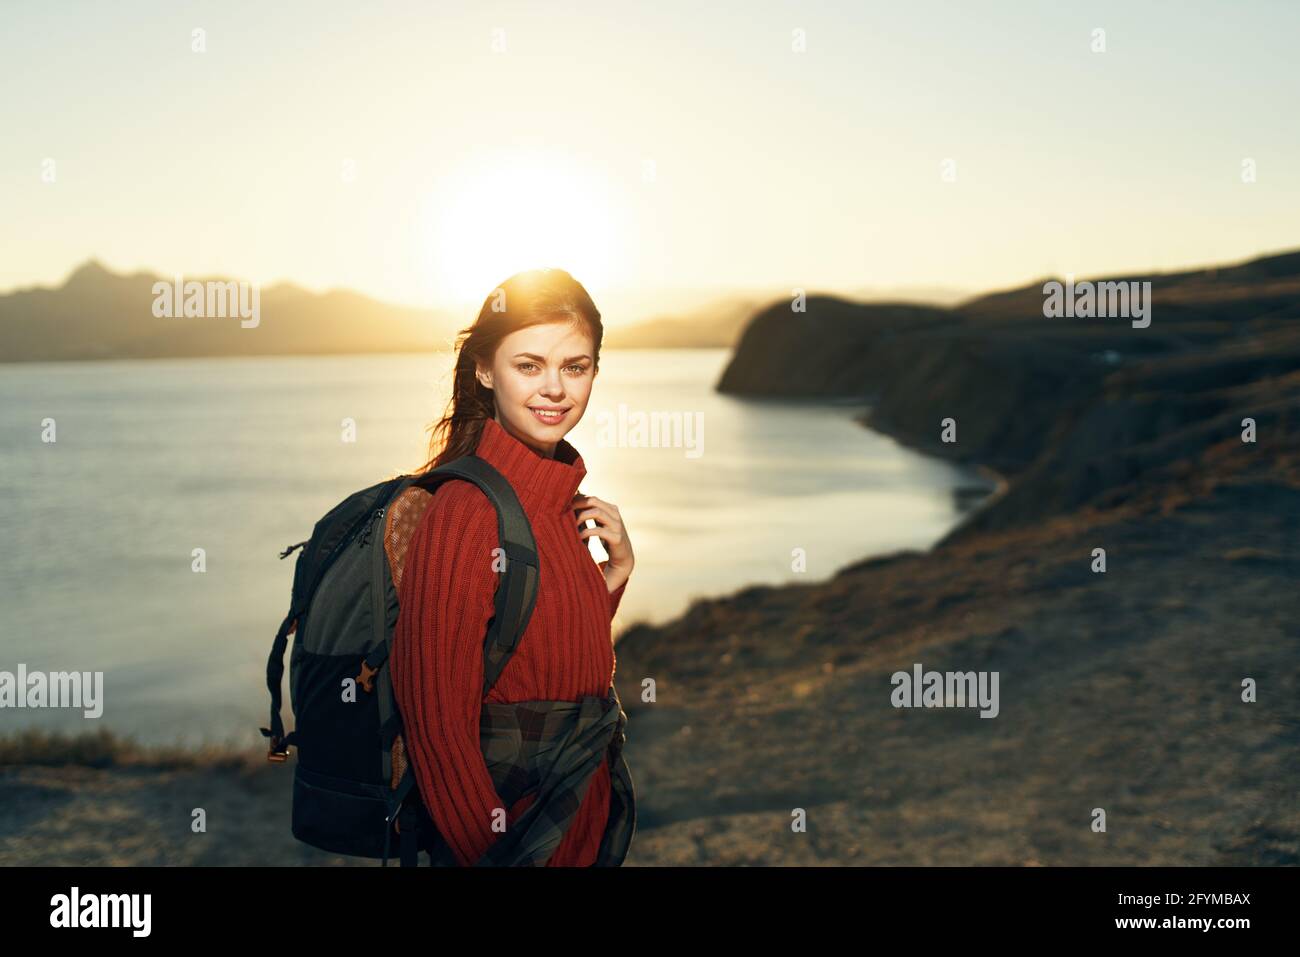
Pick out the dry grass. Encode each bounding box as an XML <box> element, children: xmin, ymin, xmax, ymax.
<box><xmin>0</xmin><ymin>726</ymin><xmax>259</xmax><ymax>773</ymax></box>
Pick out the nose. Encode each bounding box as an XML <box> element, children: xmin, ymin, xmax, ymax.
<box><xmin>539</xmin><ymin>368</ymin><xmax>565</xmax><ymax>399</ymax></box>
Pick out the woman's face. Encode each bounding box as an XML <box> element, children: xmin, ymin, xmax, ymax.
<box><xmin>476</xmin><ymin>319</ymin><xmax>597</xmax><ymax>457</ymax></box>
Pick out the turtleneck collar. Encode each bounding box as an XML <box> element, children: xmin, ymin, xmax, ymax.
<box><xmin>472</xmin><ymin>415</ymin><xmax>587</xmax><ymax>514</ymax></box>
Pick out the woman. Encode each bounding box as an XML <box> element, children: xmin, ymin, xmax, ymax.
<box><xmin>389</xmin><ymin>267</ymin><xmax>636</xmax><ymax>866</ymax></box>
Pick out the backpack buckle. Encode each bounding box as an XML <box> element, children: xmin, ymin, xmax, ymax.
<box><xmin>265</xmin><ymin>731</ymin><xmax>296</xmax><ymax>762</ymax></box>
<box><xmin>357</xmin><ymin>660</ymin><xmax>378</xmax><ymax>693</ymax></box>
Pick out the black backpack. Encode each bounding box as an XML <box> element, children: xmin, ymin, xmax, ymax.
<box><xmin>259</xmin><ymin>455</ymin><xmax>541</xmax><ymax>866</ymax></box>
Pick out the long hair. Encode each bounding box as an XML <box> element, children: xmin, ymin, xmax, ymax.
<box><xmin>417</xmin><ymin>268</ymin><xmax>605</xmax><ymax>473</ymax></box>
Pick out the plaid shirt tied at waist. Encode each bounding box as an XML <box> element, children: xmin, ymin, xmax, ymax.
<box><xmin>431</xmin><ymin>684</ymin><xmax>636</xmax><ymax>866</ymax></box>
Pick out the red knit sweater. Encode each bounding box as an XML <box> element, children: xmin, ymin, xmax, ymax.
<box><xmin>391</xmin><ymin>416</ymin><xmax>629</xmax><ymax>866</ymax></box>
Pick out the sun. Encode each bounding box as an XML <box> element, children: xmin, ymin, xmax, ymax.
<box><xmin>422</xmin><ymin>150</ymin><xmax>626</xmax><ymax>307</ymax></box>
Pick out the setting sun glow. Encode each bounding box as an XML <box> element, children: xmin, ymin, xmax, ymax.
<box><xmin>422</xmin><ymin>150</ymin><xmax>627</xmax><ymax>306</ymax></box>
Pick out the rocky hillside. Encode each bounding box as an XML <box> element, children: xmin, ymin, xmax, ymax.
<box><xmin>608</xmin><ymin>247</ymin><xmax>1300</xmax><ymax>863</ymax></box>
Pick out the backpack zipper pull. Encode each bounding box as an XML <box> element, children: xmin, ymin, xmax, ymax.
<box><xmin>358</xmin><ymin>506</ymin><xmax>386</xmax><ymax>548</ymax></box>
<box><xmin>279</xmin><ymin>540</ymin><xmax>308</xmax><ymax>560</ymax></box>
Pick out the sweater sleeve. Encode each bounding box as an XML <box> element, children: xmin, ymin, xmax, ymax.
<box><xmin>599</xmin><ymin>560</ymin><xmax>629</xmax><ymax>620</ymax></box>
<box><xmin>391</xmin><ymin>484</ymin><xmax>508</xmax><ymax>867</ymax></box>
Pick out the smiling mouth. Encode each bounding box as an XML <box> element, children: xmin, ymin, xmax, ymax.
<box><xmin>529</xmin><ymin>406</ymin><xmax>569</xmax><ymax>423</ymax></box>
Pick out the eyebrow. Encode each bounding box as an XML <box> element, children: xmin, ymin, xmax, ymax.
<box><xmin>512</xmin><ymin>353</ymin><xmax>592</xmax><ymax>363</ymax></box>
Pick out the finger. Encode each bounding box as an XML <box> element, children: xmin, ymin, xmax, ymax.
<box><xmin>573</xmin><ymin>494</ymin><xmax>621</xmax><ymax>520</ymax></box>
<box><xmin>575</xmin><ymin>506</ymin><xmax>615</xmax><ymax>526</ymax></box>
<box><xmin>580</xmin><ymin>525</ymin><xmax>623</xmax><ymax>546</ymax></box>
<box><xmin>574</xmin><ymin>501</ymin><xmax>616</xmax><ymax>522</ymax></box>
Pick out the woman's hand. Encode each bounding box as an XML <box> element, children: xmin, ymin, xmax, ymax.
<box><xmin>572</xmin><ymin>493</ymin><xmax>633</xmax><ymax>593</ymax></box>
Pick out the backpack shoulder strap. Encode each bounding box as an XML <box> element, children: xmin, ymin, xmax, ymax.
<box><xmin>413</xmin><ymin>455</ymin><xmax>540</xmax><ymax>698</ymax></box>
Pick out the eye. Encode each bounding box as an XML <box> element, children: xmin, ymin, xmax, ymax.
<box><xmin>516</xmin><ymin>361</ymin><xmax>589</xmax><ymax>375</ymax></box>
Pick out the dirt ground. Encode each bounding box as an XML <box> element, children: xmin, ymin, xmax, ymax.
<box><xmin>4</xmin><ymin>469</ymin><xmax>1296</xmax><ymax>866</ymax></box>
<box><xmin>613</xmin><ymin>475</ymin><xmax>1300</xmax><ymax>866</ymax></box>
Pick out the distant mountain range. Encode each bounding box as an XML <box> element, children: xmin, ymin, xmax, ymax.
<box><xmin>0</xmin><ymin>260</ymin><xmax>975</xmax><ymax>362</ymax></box>
<box><xmin>13</xmin><ymin>250</ymin><xmax>1293</xmax><ymax>363</ymax></box>
<box><xmin>0</xmin><ymin>260</ymin><xmax>460</xmax><ymax>362</ymax></box>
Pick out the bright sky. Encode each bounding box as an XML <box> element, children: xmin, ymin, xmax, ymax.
<box><xmin>3</xmin><ymin>0</ymin><xmax>1299</xmax><ymax>319</ymax></box>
